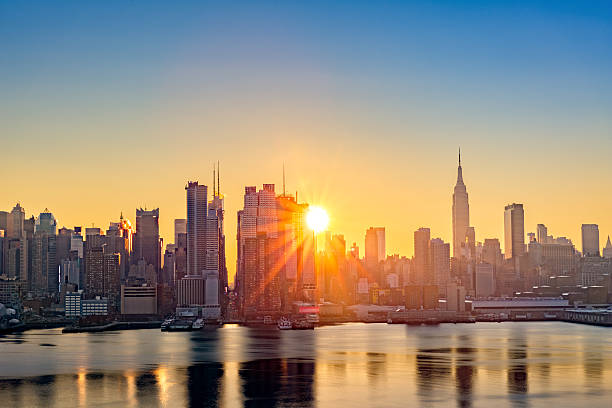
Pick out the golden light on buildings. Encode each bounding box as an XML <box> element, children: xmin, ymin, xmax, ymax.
<box><xmin>306</xmin><ymin>206</ymin><xmax>329</xmax><ymax>233</ymax></box>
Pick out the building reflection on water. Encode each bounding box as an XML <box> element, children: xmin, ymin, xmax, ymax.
<box><xmin>0</xmin><ymin>323</ymin><xmax>611</xmax><ymax>407</ymax></box>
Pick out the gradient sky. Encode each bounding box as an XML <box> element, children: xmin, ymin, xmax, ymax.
<box><xmin>1</xmin><ymin>1</ymin><xmax>611</xmax><ymax>282</ymax></box>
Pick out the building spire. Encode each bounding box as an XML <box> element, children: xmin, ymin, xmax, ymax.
<box><xmin>283</xmin><ymin>162</ymin><xmax>286</xmax><ymax>196</ymax></box>
<box><xmin>456</xmin><ymin>148</ymin><xmax>464</xmax><ymax>185</ymax></box>
<box><xmin>217</xmin><ymin>160</ymin><xmax>220</xmax><ymax>196</ymax></box>
<box><xmin>213</xmin><ymin>165</ymin><xmax>216</xmax><ymax>196</ymax></box>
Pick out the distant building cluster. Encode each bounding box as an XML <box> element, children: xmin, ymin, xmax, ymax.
<box><xmin>1</xmin><ymin>153</ymin><xmax>611</xmax><ymax>323</ymax></box>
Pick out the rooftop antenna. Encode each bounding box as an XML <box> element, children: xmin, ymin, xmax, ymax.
<box><xmin>213</xmin><ymin>164</ymin><xmax>216</xmax><ymax>196</ymax></box>
<box><xmin>217</xmin><ymin>160</ymin><xmax>220</xmax><ymax>196</ymax></box>
<box><xmin>459</xmin><ymin>147</ymin><xmax>461</xmax><ymax>166</ymax></box>
<box><xmin>283</xmin><ymin>162</ymin><xmax>286</xmax><ymax>196</ymax></box>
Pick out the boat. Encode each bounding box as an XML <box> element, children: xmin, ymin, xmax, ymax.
<box><xmin>160</xmin><ymin>318</ymin><xmax>173</xmax><ymax>331</ymax></box>
<box><xmin>292</xmin><ymin>319</ymin><xmax>315</xmax><ymax>330</ymax></box>
<box><xmin>278</xmin><ymin>317</ymin><xmax>292</xmax><ymax>330</ymax></box>
<box><xmin>163</xmin><ymin>319</ymin><xmax>193</xmax><ymax>332</ymax></box>
<box><xmin>192</xmin><ymin>318</ymin><xmax>205</xmax><ymax>330</ymax></box>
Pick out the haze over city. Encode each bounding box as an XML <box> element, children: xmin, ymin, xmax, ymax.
<box><xmin>1</xmin><ymin>2</ymin><xmax>611</xmax><ymax>407</ymax></box>
<box><xmin>2</xmin><ymin>2</ymin><xmax>611</xmax><ymax>283</ymax></box>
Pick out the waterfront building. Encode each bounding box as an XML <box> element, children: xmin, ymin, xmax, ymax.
<box><xmin>176</xmin><ymin>275</ymin><xmax>204</xmax><ymax>306</ymax></box>
<box><xmin>581</xmin><ymin>224</ymin><xmax>600</xmax><ymax>256</ymax></box>
<box><xmin>120</xmin><ymin>285</ymin><xmax>157</xmax><ymax>315</ymax></box>
<box><xmin>186</xmin><ymin>182</ymin><xmax>207</xmax><ymax>276</ymax></box>
<box><xmin>475</xmin><ymin>262</ymin><xmax>495</xmax><ymax>298</ymax></box>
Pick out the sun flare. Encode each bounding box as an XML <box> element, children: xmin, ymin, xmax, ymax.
<box><xmin>306</xmin><ymin>206</ymin><xmax>329</xmax><ymax>233</ymax></box>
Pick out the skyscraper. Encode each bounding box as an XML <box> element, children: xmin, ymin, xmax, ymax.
<box><xmin>365</xmin><ymin>227</ymin><xmax>385</xmax><ymax>269</ymax></box>
<box><xmin>581</xmin><ymin>224</ymin><xmax>600</xmax><ymax>257</ymax></box>
<box><xmin>504</xmin><ymin>203</ymin><xmax>525</xmax><ymax>259</ymax></box>
<box><xmin>237</xmin><ymin>184</ymin><xmax>288</xmax><ymax>317</ymax></box>
<box><xmin>414</xmin><ymin>228</ymin><xmax>431</xmax><ymax>284</ymax></box>
<box><xmin>134</xmin><ymin>208</ymin><xmax>160</xmax><ymax>273</ymax></box>
<box><xmin>32</xmin><ymin>210</ymin><xmax>57</xmax><ymax>294</ymax></box>
<box><xmin>174</xmin><ymin>219</ymin><xmax>186</xmax><ymax>246</ymax></box>
<box><xmin>452</xmin><ymin>149</ymin><xmax>470</xmax><ymax>258</ymax></box>
<box><xmin>430</xmin><ymin>238</ymin><xmax>450</xmax><ymax>286</ymax></box>
<box><xmin>603</xmin><ymin>236</ymin><xmax>612</xmax><ymax>259</ymax></box>
<box><xmin>186</xmin><ymin>182</ymin><xmax>207</xmax><ymax>276</ymax></box>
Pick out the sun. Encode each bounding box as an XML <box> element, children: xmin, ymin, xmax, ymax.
<box><xmin>306</xmin><ymin>206</ymin><xmax>329</xmax><ymax>233</ymax></box>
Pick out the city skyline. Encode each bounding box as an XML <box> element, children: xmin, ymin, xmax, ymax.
<box><xmin>1</xmin><ymin>2</ymin><xmax>611</xmax><ymax>284</ymax></box>
<box><xmin>1</xmin><ymin>152</ymin><xmax>610</xmax><ymax>285</ymax></box>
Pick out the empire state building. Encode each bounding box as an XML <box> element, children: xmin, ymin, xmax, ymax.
<box><xmin>452</xmin><ymin>149</ymin><xmax>470</xmax><ymax>258</ymax></box>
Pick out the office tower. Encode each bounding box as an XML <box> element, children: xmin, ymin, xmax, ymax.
<box><xmin>0</xmin><ymin>211</ymin><xmax>7</xmax><ymax>232</ymax></box>
<box><xmin>85</xmin><ymin>246</ymin><xmax>104</xmax><ymax>295</ymax></box>
<box><xmin>452</xmin><ymin>149</ymin><xmax>470</xmax><ymax>258</ymax></box>
<box><xmin>482</xmin><ymin>238</ymin><xmax>503</xmax><ymax>268</ymax></box>
<box><xmin>56</xmin><ymin>227</ymin><xmax>73</xmax><ymax>265</ymax></box>
<box><xmin>537</xmin><ymin>224</ymin><xmax>549</xmax><ymax>244</ymax></box>
<box><xmin>603</xmin><ymin>237</ymin><xmax>612</xmax><ymax>259</ymax></box>
<box><xmin>85</xmin><ymin>246</ymin><xmax>120</xmax><ymax>312</ymax></box>
<box><xmin>208</xmin><ymin>199</ymin><xmax>226</xmax><ymax>315</ymax></box>
<box><xmin>106</xmin><ymin>214</ymin><xmax>133</xmax><ymax>280</ymax></box>
<box><xmin>174</xmin><ymin>231</ymin><xmax>187</xmax><ymax>281</ymax></box>
<box><xmin>413</xmin><ymin>228</ymin><xmax>431</xmax><ymax>284</ymax></box>
<box><xmin>237</xmin><ymin>184</ymin><xmax>284</xmax><ymax>317</ymax></box>
<box><xmin>7</xmin><ymin>204</ymin><xmax>25</xmax><ymax>240</ymax></box>
<box><xmin>162</xmin><ymin>244</ymin><xmax>176</xmax><ymax>285</ymax></box>
<box><xmin>475</xmin><ymin>263</ymin><xmax>495</xmax><ymax>298</ymax></box>
<box><xmin>134</xmin><ymin>208</ymin><xmax>160</xmax><ymax>273</ymax></box>
<box><xmin>186</xmin><ymin>182</ymin><xmax>207</xmax><ymax>276</ymax></box>
<box><xmin>504</xmin><ymin>203</ymin><xmax>525</xmax><ymax>259</ymax></box>
<box><xmin>32</xmin><ymin>210</ymin><xmax>58</xmax><ymax>294</ymax></box>
<box><xmin>581</xmin><ymin>224</ymin><xmax>600</xmax><ymax>256</ymax></box>
<box><xmin>174</xmin><ymin>219</ymin><xmax>186</xmax><ymax>245</ymax></box>
<box><xmin>430</xmin><ymin>238</ymin><xmax>450</xmax><ymax>286</ymax></box>
<box><xmin>528</xmin><ymin>226</ymin><xmax>577</xmax><ymax>285</ymax></box>
<box><xmin>364</xmin><ymin>227</ymin><xmax>385</xmax><ymax>268</ymax></box>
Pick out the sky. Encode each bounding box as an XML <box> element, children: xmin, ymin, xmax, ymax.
<box><xmin>1</xmin><ymin>1</ymin><xmax>611</xmax><ymax>282</ymax></box>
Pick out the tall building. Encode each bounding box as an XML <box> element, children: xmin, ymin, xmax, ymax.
<box><xmin>603</xmin><ymin>236</ymin><xmax>612</xmax><ymax>259</ymax></box>
<box><xmin>85</xmin><ymin>246</ymin><xmax>121</xmax><ymax>312</ymax></box>
<box><xmin>32</xmin><ymin>210</ymin><xmax>58</xmax><ymax>294</ymax></box>
<box><xmin>134</xmin><ymin>208</ymin><xmax>160</xmax><ymax>273</ymax></box>
<box><xmin>452</xmin><ymin>149</ymin><xmax>470</xmax><ymax>258</ymax></box>
<box><xmin>430</xmin><ymin>238</ymin><xmax>450</xmax><ymax>286</ymax></box>
<box><xmin>174</xmin><ymin>219</ymin><xmax>186</xmax><ymax>246</ymax></box>
<box><xmin>6</xmin><ymin>203</ymin><xmax>25</xmax><ymax>240</ymax></box>
<box><xmin>364</xmin><ymin>227</ymin><xmax>385</xmax><ymax>279</ymax></box>
<box><xmin>413</xmin><ymin>228</ymin><xmax>431</xmax><ymax>284</ymax></box>
<box><xmin>504</xmin><ymin>203</ymin><xmax>525</xmax><ymax>259</ymax></box>
<box><xmin>482</xmin><ymin>238</ymin><xmax>503</xmax><ymax>268</ymax></box>
<box><xmin>581</xmin><ymin>224</ymin><xmax>600</xmax><ymax>257</ymax></box>
<box><xmin>237</xmin><ymin>184</ymin><xmax>283</xmax><ymax>317</ymax></box>
<box><xmin>186</xmin><ymin>182</ymin><xmax>207</xmax><ymax>276</ymax></box>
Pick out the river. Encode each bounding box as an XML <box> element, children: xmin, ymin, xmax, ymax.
<box><xmin>0</xmin><ymin>322</ymin><xmax>610</xmax><ymax>407</ymax></box>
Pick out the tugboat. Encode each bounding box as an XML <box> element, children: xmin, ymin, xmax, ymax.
<box><xmin>278</xmin><ymin>316</ymin><xmax>292</xmax><ymax>330</ymax></box>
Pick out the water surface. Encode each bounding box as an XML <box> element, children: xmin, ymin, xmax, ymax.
<box><xmin>0</xmin><ymin>322</ymin><xmax>610</xmax><ymax>407</ymax></box>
